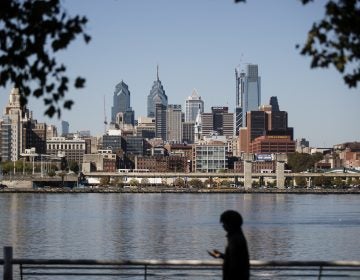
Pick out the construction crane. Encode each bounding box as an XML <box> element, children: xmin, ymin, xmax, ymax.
<box><xmin>103</xmin><ymin>95</ymin><xmax>108</xmax><ymax>133</ymax></box>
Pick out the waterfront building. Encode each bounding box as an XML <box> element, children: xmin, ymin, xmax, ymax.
<box><xmin>61</xmin><ymin>121</ymin><xmax>69</xmax><ymax>136</ymax></box>
<box><xmin>82</xmin><ymin>149</ymin><xmax>117</xmax><ymax>172</ymax></box>
<box><xmin>135</xmin><ymin>155</ymin><xmax>186</xmax><ymax>172</ymax></box>
<box><xmin>111</xmin><ymin>81</ymin><xmax>135</xmax><ymax>125</ymax></box>
<box><xmin>166</xmin><ymin>104</ymin><xmax>182</xmax><ymax>143</ymax></box>
<box><xmin>185</xmin><ymin>89</ymin><xmax>204</xmax><ymax>122</ymax></box>
<box><xmin>46</xmin><ymin>136</ymin><xmax>86</xmax><ymax>166</ymax></box>
<box><xmin>192</xmin><ymin>141</ymin><xmax>228</xmax><ymax>172</ymax></box>
<box><xmin>250</xmin><ymin>135</ymin><xmax>295</xmax><ymax>154</ymax></box>
<box><xmin>235</xmin><ymin>64</ymin><xmax>261</xmax><ymax>128</ymax></box>
<box><xmin>147</xmin><ymin>66</ymin><xmax>168</xmax><ymax>118</ymax></box>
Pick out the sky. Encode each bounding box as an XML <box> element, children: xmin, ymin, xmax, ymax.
<box><xmin>0</xmin><ymin>0</ymin><xmax>359</xmax><ymax>147</ymax></box>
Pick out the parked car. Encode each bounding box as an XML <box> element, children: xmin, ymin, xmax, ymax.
<box><xmin>0</xmin><ymin>183</ymin><xmax>8</xmax><ymax>189</ymax></box>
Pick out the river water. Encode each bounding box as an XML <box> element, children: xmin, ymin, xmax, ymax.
<box><xmin>1</xmin><ymin>193</ymin><xmax>359</xmax><ymax>261</ymax></box>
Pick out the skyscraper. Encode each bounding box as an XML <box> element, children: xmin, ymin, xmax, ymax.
<box><xmin>166</xmin><ymin>104</ymin><xmax>182</xmax><ymax>143</ymax></box>
<box><xmin>235</xmin><ymin>64</ymin><xmax>261</xmax><ymax>130</ymax></box>
<box><xmin>155</xmin><ymin>103</ymin><xmax>167</xmax><ymax>140</ymax></box>
<box><xmin>147</xmin><ymin>66</ymin><xmax>168</xmax><ymax>118</ymax></box>
<box><xmin>61</xmin><ymin>120</ymin><xmax>69</xmax><ymax>136</ymax></box>
<box><xmin>185</xmin><ymin>89</ymin><xmax>204</xmax><ymax>122</ymax></box>
<box><xmin>111</xmin><ymin>81</ymin><xmax>134</xmax><ymax>125</ymax></box>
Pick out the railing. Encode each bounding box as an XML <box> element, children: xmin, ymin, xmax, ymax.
<box><xmin>2</xmin><ymin>247</ymin><xmax>360</xmax><ymax>279</ymax></box>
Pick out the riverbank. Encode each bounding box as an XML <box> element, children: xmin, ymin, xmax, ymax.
<box><xmin>1</xmin><ymin>186</ymin><xmax>359</xmax><ymax>194</ymax></box>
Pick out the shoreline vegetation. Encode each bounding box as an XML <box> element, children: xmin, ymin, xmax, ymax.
<box><xmin>1</xmin><ymin>186</ymin><xmax>359</xmax><ymax>194</ymax></box>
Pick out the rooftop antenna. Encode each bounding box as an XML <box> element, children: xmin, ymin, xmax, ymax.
<box><xmin>157</xmin><ymin>64</ymin><xmax>159</xmax><ymax>81</ymax></box>
<box><xmin>103</xmin><ymin>95</ymin><xmax>108</xmax><ymax>133</ymax></box>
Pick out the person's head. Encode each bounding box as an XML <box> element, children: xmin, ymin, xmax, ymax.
<box><xmin>220</xmin><ymin>210</ymin><xmax>243</xmax><ymax>232</ymax></box>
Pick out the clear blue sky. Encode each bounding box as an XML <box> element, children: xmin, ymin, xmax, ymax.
<box><xmin>1</xmin><ymin>0</ymin><xmax>359</xmax><ymax>147</ymax></box>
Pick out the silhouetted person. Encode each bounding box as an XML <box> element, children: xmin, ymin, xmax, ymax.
<box><xmin>208</xmin><ymin>210</ymin><xmax>250</xmax><ymax>280</ymax></box>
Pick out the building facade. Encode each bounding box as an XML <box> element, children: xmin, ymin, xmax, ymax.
<box><xmin>166</xmin><ymin>104</ymin><xmax>182</xmax><ymax>143</ymax></box>
<box><xmin>185</xmin><ymin>89</ymin><xmax>204</xmax><ymax>122</ymax></box>
<box><xmin>46</xmin><ymin>136</ymin><xmax>86</xmax><ymax>166</ymax></box>
<box><xmin>235</xmin><ymin>64</ymin><xmax>261</xmax><ymax>128</ymax></box>
<box><xmin>192</xmin><ymin>141</ymin><xmax>228</xmax><ymax>173</ymax></box>
<box><xmin>111</xmin><ymin>81</ymin><xmax>134</xmax><ymax>125</ymax></box>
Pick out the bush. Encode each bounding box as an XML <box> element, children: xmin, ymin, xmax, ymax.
<box><xmin>188</xmin><ymin>178</ymin><xmax>204</xmax><ymax>188</ymax></box>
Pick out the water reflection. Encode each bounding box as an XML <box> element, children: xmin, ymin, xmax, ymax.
<box><xmin>0</xmin><ymin>193</ymin><xmax>359</xmax><ymax>262</ymax></box>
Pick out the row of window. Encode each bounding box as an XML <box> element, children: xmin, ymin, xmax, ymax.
<box><xmin>47</xmin><ymin>144</ymin><xmax>85</xmax><ymax>150</ymax></box>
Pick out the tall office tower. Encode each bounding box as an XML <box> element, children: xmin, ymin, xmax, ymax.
<box><xmin>194</xmin><ymin>110</ymin><xmax>202</xmax><ymax>143</ymax></box>
<box><xmin>235</xmin><ymin>64</ymin><xmax>261</xmax><ymax>127</ymax></box>
<box><xmin>61</xmin><ymin>121</ymin><xmax>69</xmax><ymax>136</ymax></box>
<box><xmin>111</xmin><ymin>81</ymin><xmax>134</xmax><ymax>124</ymax></box>
<box><xmin>185</xmin><ymin>89</ymin><xmax>204</xmax><ymax>122</ymax></box>
<box><xmin>1</xmin><ymin>88</ymin><xmax>24</xmax><ymax>161</ymax></box>
<box><xmin>269</xmin><ymin>96</ymin><xmax>280</xmax><ymax>111</ymax></box>
<box><xmin>166</xmin><ymin>104</ymin><xmax>182</xmax><ymax>143</ymax></box>
<box><xmin>155</xmin><ymin>103</ymin><xmax>167</xmax><ymax>141</ymax></box>
<box><xmin>182</xmin><ymin>122</ymin><xmax>195</xmax><ymax>144</ymax></box>
<box><xmin>200</xmin><ymin>113</ymin><xmax>214</xmax><ymax>137</ymax></box>
<box><xmin>147</xmin><ymin>66</ymin><xmax>168</xmax><ymax>118</ymax></box>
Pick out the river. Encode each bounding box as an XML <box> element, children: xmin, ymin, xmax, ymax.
<box><xmin>0</xmin><ymin>193</ymin><xmax>359</xmax><ymax>262</ymax></box>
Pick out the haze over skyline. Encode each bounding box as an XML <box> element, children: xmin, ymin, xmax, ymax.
<box><xmin>0</xmin><ymin>0</ymin><xmax>359</xmax><ymax>147</ymax></box>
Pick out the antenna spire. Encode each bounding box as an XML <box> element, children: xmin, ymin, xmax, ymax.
<box><xmin>157</xmin><ymin>64</ymin><xmax>159</xmax><ymax>81</ymax></box>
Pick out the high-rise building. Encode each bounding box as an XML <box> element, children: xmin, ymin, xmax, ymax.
<box><xmin>269</xmin><ymin>96</ymin><xmax>280</xmax><ymax>111</ymax></box>
<box><xmin>200</xmin><ymin>107</ymin><xmax>234</xmax><ymax>139</ymax></box>
<box><xmin>111</xmin><ymin>81</ymin><xmax>134</xmax><ymax>125</ymax></box>
<box><xmin>166</xmin><ymin>104</ymin><xmax>182</xmax><ymax>143</ymax></box>
<box><xmin>185</xmin><ymin>89</ymin><xmax>204</xmax><ymax>122</ymax></box>
<box><xmin>61</xmin><ymin>121</ymin><xmax>69</xmax><ymax>136</ymax></box>
<box><xmin>155</xmin><ymin>103</ymin><xmax>167</xmax><ymax>140</ymax></box>
<box><xmin>235</xmin><ymin>64</ymin><xmax>261</xmax><ymax>128</ymax></box>
<box><xmin>147</xmin><ymin>66</ymin><xmax>168</xmax><ymax>118</ymax></box>
<box><xmin>182</xmin><ymin>122</ymin><xmax>195</xmax><ymax>144</ymax></box>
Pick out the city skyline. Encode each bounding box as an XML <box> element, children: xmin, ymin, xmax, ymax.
<box><xmin>0</xmin><ymin>0</ymin><xmax>359</xmax><ymax>147</ymax></box>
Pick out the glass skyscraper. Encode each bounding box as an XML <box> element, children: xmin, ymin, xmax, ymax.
<box><xmin>111</xmin><ymin>81</ymin><xmax>132</xmax><ymax>123</ymax></box>
<box><xmin>235</xmin><ymin>64</ymin><xmax>261</xmax><ymax>130</ymax></box>
<box><xmin>147</xmin><ymin>66</ymin><xmax>168</xmax><ymax>118</ymax></box>
<box><xmin>185</xmin><ymin>89</ymin><xmax>204</xmax><ymax>122</ymax></box>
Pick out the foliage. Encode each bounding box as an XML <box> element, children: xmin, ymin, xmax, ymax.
<box><xmin>48</xmin><ymin>170</ymin><xmax>56</xmax><ymax>177</ymax></box>
<box><xmin>140</xmin><ymin>178</ymin><xmax>150</xmax><ymax>186</ymax></box>
<box><xmin>173</xmin><ymin>177</ymin><xmax>185</xmax><ymax>187</ymax></box>
<box><xmin>295</xmin><ymin>176</ymin><xmax>307</xmax><ymax>187</ymax></box>
<box><xmin>111</xmin><ymin>177</ymin><xmax>124</xmax><ymax>187</ymax></box>
<box><xmin>68</xmin><ymin>161</ymin><xmax>79</xmax><ymax>174</ymax></box>
<box><xmin>236</xmin><ymin>0</ymin><xmax>360</xmax><ymax>88</ymax></box>
<box><xmin>0</xmin><ymin>0</ymin><xmax>91</xmax><ymax>117</ymax></box>
<box><xmin>99</xmin><ymin>176</ymin><xmax>110</xmax><ymax>186</ymax></box>
<box><xmin>313</xmin><ymin>175</ymin><xmax>332</xmax><ymax>187</ymax></box>
<box><xmin>219</xmin><ymin>180</ymin><xmax>231</xmax><ymax>187</ymax></box>
<box><xmin>129</xmin><ymin>178</ymin><xmax>139</xmax><ymax>187</ymax></box>
<box><xmin>188</xmin><ymin>178</ymin><xmax>204</xmax><ymax>188</ymax></box>
<box><xmin>333</xmin><ymin>177</ymin><xmax>344</xmax><ymax>186</ymax></box>
<box><xmin>287</xmin><ymin>152</ymin><xmax>324</xmax><ymax>172</ymax></box>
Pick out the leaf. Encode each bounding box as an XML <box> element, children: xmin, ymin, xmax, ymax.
<box><xmin>64</xmin><ymin>100</ymin><xmax>74</xmax><ymax>109</ymax></box>
<box><xmin>74</xmin><ymin>77</ymin><xmax>85</xmax><ymax>88</ymax></box>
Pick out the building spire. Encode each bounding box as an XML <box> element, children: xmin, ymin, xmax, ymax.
<box><xmin>157</xmin><ymin>64</ymin><xmax>159</xmax><ymax>81</ymax></box>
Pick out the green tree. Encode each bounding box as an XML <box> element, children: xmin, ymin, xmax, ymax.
<box><xmin>173</xmin><ymin>177</ymin><xmax>185</xmax><ymax>187</ymax></box>
<box><xmin>129</xmin><ymin>178</ymin><xmax>139</xmax><ymax>187</ymax></box>
<box><xmin>333</xmin><ymin>177</ymin><xmax>344</xmax><ymax>187</ymax></box>
<box><xmin>140</xmin><ymin>178</ymin><xmax>150</xmax><ymax>186</ymax></box>
<box><xmin>220</xmin><ymin>180</ymin><xmax>231</xmax><ymax>187</ymax></box>
<box><xmin>68</xmin><ymin>161</ymin><xmax>79</xmax><ymax>174</ymax></box>
<box><xmin>99</xmin><ymin>176</ymin><xmax>110</xmax><ymax>186</ymax></box>
<box><xmin>287</xmin><ymin>152</ymin><xmax>324</xmax><ymax>172</ymax></box>
<box><xmin>295</xmin><ymin>177</ymin><xmax>307</xmax><ymax>187</ymax></box>
<box><xmin>236</xmin><ymin>0</ymin><xmax>360</xmax><ymax>88</ymax></box>
<box><xmin>111</xmin><ymin>176</ymin><xmax>124</xmax><ymax>187</ymax></box>
<box><xmin>188</xmin><ymin>178</ymin><xmax>204</xmax><ymax>188</ymax></box>
<box><xmin>0</xmin><ymin>0</ymin><xmax>91</xmax><ymax>117</ymax></box>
